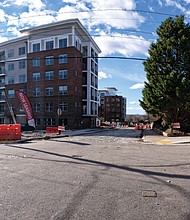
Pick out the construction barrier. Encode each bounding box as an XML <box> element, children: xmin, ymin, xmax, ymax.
<box><xmin>46</xmin><ymin>127</ymin><xmax>59</xmax><ymax>134</ymax></box>
<box><xmin>58</xmin><ymin>126</ymin><xmax>65</xmax><ymax>131</ymax></box>
<box><xmin>0</xmin><ymin>124</ymin><xmax>21</xmax><ymax>141</ymax></box>
<box><xmin>134</xmin><ymin>124</ymin><xmax>151</xmax><ymax>130</ymax></box>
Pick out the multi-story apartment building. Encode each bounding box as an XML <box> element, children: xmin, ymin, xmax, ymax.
<box><xmin>0</xmin><ymin>19</ymin><xmax>101</xmax><ymax>129</ymax></box>
<box><xmin>98</xmin><ymin>87</ymin><xmax>127</xmax><ymax>124</ymax></box>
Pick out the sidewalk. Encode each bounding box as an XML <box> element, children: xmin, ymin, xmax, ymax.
<box><xmin>142</xmin><ymin>129</ymin><xmax>190</xmax><ymax>145</ymax></box>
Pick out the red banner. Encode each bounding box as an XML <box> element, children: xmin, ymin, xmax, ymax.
<box><xmin>16</xmin><ymin>91</ymin><xmax>36</xmax><ymax>129</ymax></box>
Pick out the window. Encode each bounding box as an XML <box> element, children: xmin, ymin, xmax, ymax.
<box><xmin>33</xmin><ymin>103</ymin><xmax>40</xmax><ymax>112</ymax></box>
<box><xmin>59</xmin><ymin>54</ymin><xmax>68</xmax><ymax>64</ymax></box>
<box><xmin>0</xmin><ymin>104</ymin><xmax>5</xmax><ymax>113</ymax></box>
<box><xmin>59</xmin><ymin>38</ymin><xmax>67</xmax><ymax>48</ymax></box>
<box><xmin>44</xmin><ymin>118</ymin><xmax>55</xmax><ymax>126</ymax></box>
<box><xmin>8</xmin><ymin>63</ymin><xmax>14</xmax><ymax>71</ymax></box>
<box><xmin>19</xmin><ymin>60</ymin><xmax>26</xmax><ymax>69</ymax></box>
<box><xmin>8</xmin><ymin>76</ymin><xmax>14</xmax><ymax>84</ymax></box>
<box><xmin>45</xmin><ymin>56</ymin><xmax>54</xmax><ymax>65</ymax></box>
<box><xmin>35</xmin><ymin>118</ymin><xmax>41</xmax><ymax>126</ymax></box>
<box><xmin>33</xmin><ymin>43</ymin><xmax>40</xmax><ymax>52</ymax></box>
<box><xmin>45</xmin><ymin>86</ymin><xmax>54</xmax><ymax>96</ymax></box>
<box><xmin>45</xmin><ymin>102</ymin><xmax>53</xmax><ymax>112</ymax></box>
<box><xmin>0</xmin><ymin>91</ymin><xmax>5</xmax><ymax>100</ymax></box>
<box><xmin>33</xmin><ymin>88</ymin><xmax>40</xmax><ymax>96</ymax></box>
<box><xmin>33</xmin><ymin>72</ymin><xmax>40</xmax><ymax>81</ymax></box>
<box><xmin>59</xmin><ymin>102</ymin><xmax>68</xmax><ymax>112</ymax></box>
<box><xmin>19</xmin><ymin>74</ymin><xmax>26</xmax><ymax>83</ymax></box>
<box><xmin>8</xmin><ymin>49</ymin><xmax>14</xmax><ymax>58</ymax></box>
<box><xmin>46</xmin><ymin>41</ymin><xmax>54</xmax><ymax>50</ymax></box>
<box><xmin>8</xmin><ymin>90</ymin><xmax>15</xmax><ymax>98</ymax></box>
<box><xmin>59</xmin><ymin>85</ymin><xmax>68</xmax><ymax>95</ymax></box>
<box><xmin>32</xmin><ymin>58</ymin><xmax>40</xmax><ymax>67</ymax></box>
<box><xmin>45</xmin><ymin>71</ymin><xmax>54</xmax><ymax>80</ymax></box>
<box><xmin>19</xmin><ymin>88</ymin><xmax>26</xmax><ymax>93</ymax></box>
<box><xmin>19</xmin><ymin>47</ymin><xmax>26</xmax><ymax>55</ymax></box>
<box><xmin>59</xmin><ymin>69</ymin><xmax>68</xmax><ymax>79</ymax></box>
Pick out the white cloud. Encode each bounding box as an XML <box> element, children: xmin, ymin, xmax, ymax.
<box><xmin>184</xmin><ymin>0</ymin><xmax>190</xmax><ymax>3</ymax></box>
<box><xmin>0</xmin><ymin>9</ymin><xmax>6</xmax><ymax>22</ymax></box>
<box><xmin>7</xmin><ymin>26</ymin><xmax>22</xmax><ymax>37</ymax></box>
<box><xmin>165</xmin><ymin>0</ymin><xmax>186</xmax><ymax>12</ymax></box>
<box><xmin>58</xmin><ymin>0</ymin><xmax>145</xmax><ymax>29</ymax></box>
<box><xmin>0</xmin><ymin>36</ymin><xmax>8</xmax><ymax>43</ymax></box>
<box><xmin>19</xmin><ymin>10</ymin><xmax>55</xmax><ymax>27</ymax></box>
<box><xmin>157</xmin><ymin>0</ymin><xmax>163</xmax><ymax>6</ymax></box>
<box><xmin>129</xmin><ymin>101</ymin><xmax>139</xmax><ymax>105</ymax></box>
<box><xmin>1</xmin><ymin>0</ymin><xmax>45</xmax><ymax>10</ymax></box>
<box><xmin>118</xmin><ymin>71</ymin><xmax>146</xmax><ymax>83</ymax></box>
<box><xmin>94</xmin><ymin>32</ymin><xmax>150</xmax><ymax>57</ymax></box>
<box><xmin>130</xmin><ymin>83</ymin><xmax>144</xmax><ymax>89</ymax></box>
<box><xmin>62</xmin><ymin>0</ymin><xmax>78</xmax><ymax>3</ymax></box>
<box><xmin>98</xmin><ymin>71</ymin><xmax>112</xmax><ymax>80</ymax></box>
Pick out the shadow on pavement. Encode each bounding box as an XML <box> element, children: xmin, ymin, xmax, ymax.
<box><xmin>6</xmin><ymin>144</ymin><xmax>190</xmax><ymax>181</ymax></box>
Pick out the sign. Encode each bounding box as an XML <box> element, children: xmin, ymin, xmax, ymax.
<box><xmin>172</xmin><ymin>122</ymin><xmax>180</xmax><ymax>129</ymax></box>
<box><xmin>16</xmin><ymin>91</ymin><xmax>36</xmax><ymax>129</ymax></box>
<box><xmin>57</xmin><ymin>108</ymin><xmax>62</xmax><ymax>116</ymax></box>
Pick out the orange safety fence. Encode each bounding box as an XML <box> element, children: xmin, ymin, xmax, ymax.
<box><xmin>134</xmin><ymin>124</ymin><xmax>151</xmax><ymax>130</ymax></box>
<box><xmin>0</xmin><ymin>124</ymin><xmax>21</xmax><ymax>141</ymax></box>
<box><xmin>46</xmin><ymin>127</ymin><xmax>59</xmax><ymax>134</ymax></box>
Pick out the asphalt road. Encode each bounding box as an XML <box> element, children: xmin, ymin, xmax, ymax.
<box><xmin>0</xmin><ymin>128</ymin><xmax>190</xmax><ymax>220</ymax></box>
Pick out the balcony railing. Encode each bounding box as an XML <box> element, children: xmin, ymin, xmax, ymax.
<box><xmin>0</xmin><ymin>55</ymin><xmax>5</xmax><ymax>62</ymax></box>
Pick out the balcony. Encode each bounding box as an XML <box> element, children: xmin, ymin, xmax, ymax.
<box><xmin>0</xmin><ymin>68</ymin><xmax>5</xmax><ymax>75</ymax></box>
<box><xmin>0</xmin><ymin>83</ymin><xmax>5</xmax><ymax>89</ymax></box>
<box><xmin>0</xmin><ymin>55</ymin><xmax>5</xmax><ymax>62</ymax></box>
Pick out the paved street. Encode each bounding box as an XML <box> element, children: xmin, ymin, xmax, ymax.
<box><xmin>0</xmin><ymin>128</ymin><xmax>190</xmax><ymax>220</ymax></box>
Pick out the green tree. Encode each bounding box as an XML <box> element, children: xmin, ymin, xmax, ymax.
<box><xmin>140</xmin><ymin>15</ymin><xmax>190</xmax><ymax>126</ymax></box>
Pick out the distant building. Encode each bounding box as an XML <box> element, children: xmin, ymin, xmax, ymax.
<box><xmin>0</xmin><ymin>19</ymin><xmax>101</xmax><ymax>129</ymax></box>
<box><xmin>98</xmin><ymin>87</ymin><xmax>127</xmax><ymax>124</ymax></box>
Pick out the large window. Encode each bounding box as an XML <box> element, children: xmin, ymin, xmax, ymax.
<box><xmin>8</xmin><ymin>63</ymin><xmax>14</xmax><ymax>71</ymax></box>
<box><xmin>59</xmin><ymin>38</ymin><xmax>67</xmax><ymax>48</ymax></box>
<box><xmin>19</xmin><ymin>47</ymin><xmax>26</xmax><ymax>55</ymax></box>
<box><xmin>59</xmin><ymin>54</ymin><xmax>68</xmax><ymax>64</ymax></box>
<box><xmin>44</xmin><ymin>118</ymin><xmax>55</xmax><ymax>126</ymax></box>
<box><xmin>59</xmin><ymin>85</ymin><xmax>68</xmax><ymax>95</ymax></box>
<box><xmin>45</xmin><ymin>56</ymin><xmax>54</xmax><ymax>65</ymax></box>
<box><xmin>19</xmin><ymin>60</ymin><xmax>26</xmax><ymax>69</ymax></box>
<box><xmin>59</xmin><ymin>102</ymin><xmax>68</xmax><ymax>112</ymax></box>
<box><xmin>45</xmin><ymin>102</ymin><xmax>53</xmax><ymax>112</ymax></box>
<box><xmin>33</xmin><ymin>72</ymin><xmax>40</xmax><ymax>81</ymax></box>
<box><xmin>8</xmin><ymin>90</ymin><xmax>15</xmax><ymax>98</ymax></box>
<box><xmin>33</xmin><ymin>103</ymin><xmax>40</xmax><ymax>112</ymax></box>
<box><xmin>0</xmin><ymin>104</ymin><xmax>5</xmax><ymax>114</ymax></box>
<box><xmin>8</xmin><ymin>76</ymin><xmax>14</xmax><ymax>84</ymax></box>
<box><xmin>45</xmin><ymin>86</ymin><xmax>54</xmax><ymax>96</ymax></box>
<box><xmin>8</xmin><ymin>49</ymin><xmax>14</xmax><ymax>58</ymax></box>
<box><xmin>33</xmin><ymin>43</ymin><xmax>40</xmax><ymax>52</ymax></box>
<box><xmin>45</xmin><ymin>71</ymin><xmax>54</xmax><ymax>80</ymax></box>
<box><xmin>19</xmin><ymin>74</ymin><xmax>26</xmax><ymax>83</ymax></box>
<box><xmin>46</xmin><ymin>41</ymin><xmax>54</xmax><ymax>50</ymax></box>
<box><xmin>59</xmin><ymin>69</ymin><xmax>68</xmax><ymax>79</ymax></box>
<box><xmin>32</xmin><ymin>58</ymin><xmax>40</xmax><ymax>67</ymax></box>
<box><xmin>33</xmin><ymin>88</ymin><xmax>40</xmax><ymax>96</ymax></box>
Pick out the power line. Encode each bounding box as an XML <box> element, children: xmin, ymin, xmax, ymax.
<box><xmin>0</xmin><ymin>8</ymin><xmax>180</xmax><ymax>27</ymax></box>
<box><xmin>4</xmin><ymin>56</ymin><xmax>147</xmax><ymax>62</ymax></box>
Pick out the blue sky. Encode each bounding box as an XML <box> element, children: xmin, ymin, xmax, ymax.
<box><xmin>0</xmin><ymin>0</ymin><xmax>190</xmax><ymax>114</ymax></box>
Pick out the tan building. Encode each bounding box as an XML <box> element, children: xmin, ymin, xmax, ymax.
<box><xmin>0</xmin><ymin>19</ymin><xmax>101</xmax><ymax>129</ymax></box>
